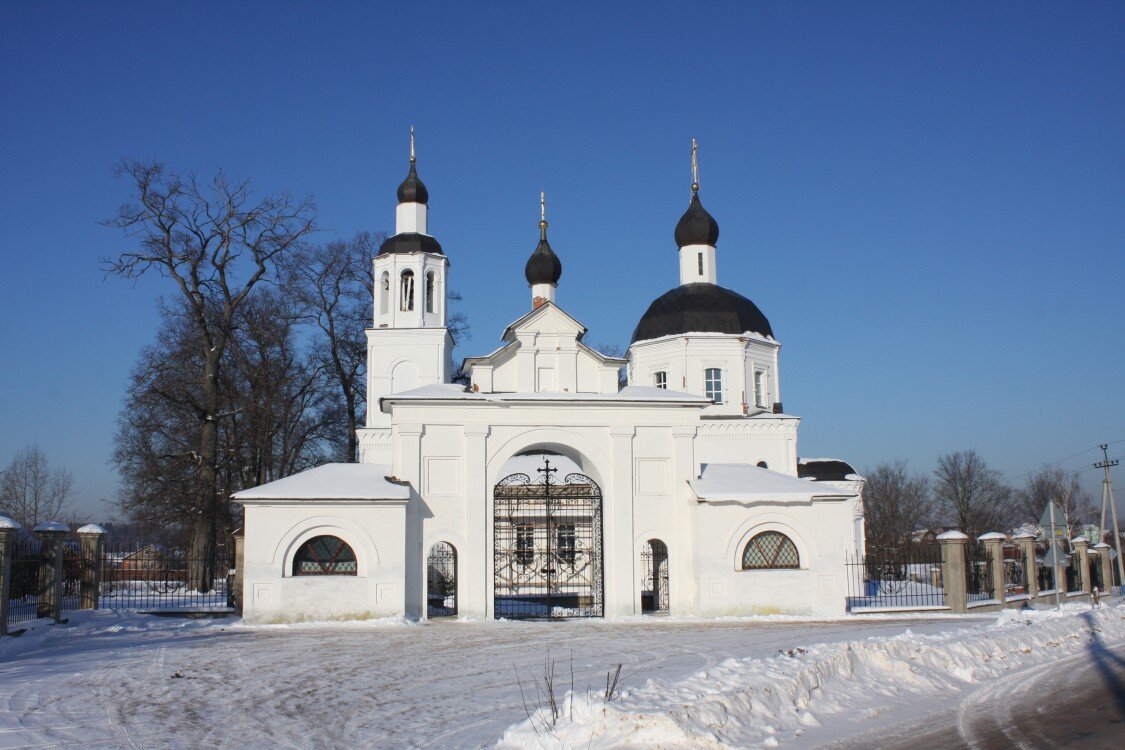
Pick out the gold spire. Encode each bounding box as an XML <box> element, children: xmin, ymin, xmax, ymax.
<box><xmin>410</xmin><ymin>125</ymin><xmax>416</xmax><ymax>164</ymax></box>
<box><xmin>691</xmin><ymin>138</ymin><xmax>699</xmax><ymax>193</ymax></box>
<box><xmin>539</xmin><ymin>191</ymin><xmax>548</xmax><ymax>239</ymax></box>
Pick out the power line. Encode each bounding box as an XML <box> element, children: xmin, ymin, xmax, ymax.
<box><xmin>1006</xmin><ymin>439</ymin><xmax>1125</xmax><ymax>484</ymax></box>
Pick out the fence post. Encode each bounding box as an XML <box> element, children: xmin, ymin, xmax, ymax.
<box><xmin>230</xmin><ymin>527</ymin><xmax>245</xmax><ymax>614</ymax></box>
<box><xmin>77</xmin><ymin>524</ymin><xmax>106</xmax><ymax>610</ymax></box>
<box><xmin>978</xmin><ymin>532</ymin><xmax>1006</xmax><ymax>602</ymax></box>
<box><xmin>1013</xmin><ymin>532</ymin><xmax>1038</xmax><ymax>599</ymax></box>
<box><xmin>0</xmin><ymin>516</ymin><xmax>20</xmax><ymax>636</ymax></box>
<box><xmin>1094</xmin><ymin>542</ymin><xmax>1112</xmax><ymax>596</ymax></box>
<box><xmin>1071</xmin><ymin>538</ymin><xmax>1090</xmax><ymax>594</ymax></box>
<box><xmin>33</xmin><ymin>522</ymin><xmax>69</xmax><ymax>622</ymax></box>
<box><xmin>938</xmin><ymin>530</ymin><xmax>969</xmax><ymax>613</ymax></box>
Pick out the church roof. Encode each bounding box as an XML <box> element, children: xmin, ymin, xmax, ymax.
<box><xmin>233</xmin><ymin>464</ymin><xmax>410</xmax><ymax>502</ymax></box>
<box><xmin>797</xmin><ymin>458</ymin><xmax>859</xmax><ymax>482</ymax></box>
<box><xmin>631</xmin><ymin>283</ymin><xmax>774</xmax><ymax>344</ymax></box>
<box><xmin>690</xmin><ymin>463</ymin><xmax>856</xmax><ymax>502</ymax></box>
<box><xmin>378</xmin><ymin>232</ymin><xmax>444</xmax><ymax>256</ymax></box>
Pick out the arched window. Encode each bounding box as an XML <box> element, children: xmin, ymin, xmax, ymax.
<box><xmin>380</xmin><ymin>271</ymin><xmax>390</xmax><ymax>315</ymax></box>
<box><xmin>704</xmin><ymin>368</ymin><xmax>723</xmax><ymax>403</ymax></box>
<box><xmin>756</xmin><ymin>460</ymin><xmax>769</xmax><ymax>469</ymax></box>
<box><xmin>741</xmin><ymin>531</ymin><xmax>800</xmax><ymax>570</ymax></box>
<box><xmin>400</xmin><ymin>270</ymin><xmax>415</xmax><ymax>311</ymax></box>
<box><xmin>425</xmin><ymin>271</ymin><xmax>436</xmax><ymax>313</ymax></box>
<box><xmin>292</xmin><ymin>535</ymin><xmax>357</xmax><ymax>576</ymax></box>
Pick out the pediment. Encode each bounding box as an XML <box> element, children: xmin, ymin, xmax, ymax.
<box><xmin>501</xmin><ymin>302</ymin><xmax>586</xmax><ymax>342</ymax></box>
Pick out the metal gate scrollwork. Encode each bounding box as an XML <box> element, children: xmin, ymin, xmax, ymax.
<box><xmin>493</xmin><ymin>458</ymin><xmax>604</xmax><ymax>619</ymax></box>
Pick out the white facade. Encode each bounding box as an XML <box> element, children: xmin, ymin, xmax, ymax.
<box><xmin>235</xmin><ymin>153</ymin><xmax>864</xmax><ymax>623</ymax></box>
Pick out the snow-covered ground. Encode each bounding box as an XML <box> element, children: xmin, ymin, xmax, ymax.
<box><xmin>0</xmin><ymin>603</ymin><xmax>1120</xmax><ymax>749</ymax></box>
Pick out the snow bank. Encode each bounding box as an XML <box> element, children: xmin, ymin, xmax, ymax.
<box><xmin>498</xmin><ymin>602</ymin><xmax>1125</xmax><ymax>749</ymax></box>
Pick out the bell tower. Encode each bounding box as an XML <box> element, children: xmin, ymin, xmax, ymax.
<box><xmin>361</xmin><ymin>130</ymin><xmax>454</xmax><ymax>462</ymax></box>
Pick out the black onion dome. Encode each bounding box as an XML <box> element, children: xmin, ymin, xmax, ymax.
<box><xmin>524</xmin><ymin>223</ymin><xmax>562</xmax><ymax>285</ymax></box>
<box><xmin>631</xmin><ymin>283</ymin><xmax>773</xmax><ymax>343</ymax></box>
<box><xmin>378</xmin><ymin>232</ymin><xmax>443</xmax><ymax>256</ymax></box>
<box><xmin>396</xmin><ymin>160</ymin><xmax>429</xmax><ymax>204</ymax></box>
<box><xmin>798</xmin><ymin>459</ymin><xmax>857</xmax><ymax>481</ymax></box>
<box><xmin>674</xmin><ymin>191</ymin><xmax>719</xmax><ymax>248</ymax></box>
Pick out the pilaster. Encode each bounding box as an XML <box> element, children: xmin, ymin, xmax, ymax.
<box><xmin>463</xmin><ymin>425</ymin><xmax>490</xmax><ymax>619</ymax></box>
<box><xmin>607</xmin><ymin>426</ymin><xmax>635</xmax><ymax>616</ymax></box>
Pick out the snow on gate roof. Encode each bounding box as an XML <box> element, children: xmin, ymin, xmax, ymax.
<box><xmin>690</xmin><ymin>463</ymin><xmax>855</xmax><ymax>503</ymax></box>
<box><xmin>232</xmin><ymin>464</ymin><xmax>411</xmax><ymax>502</ymax></box>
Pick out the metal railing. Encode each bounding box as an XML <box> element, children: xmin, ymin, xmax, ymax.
<box><xmin>846</xmin><ymin>546</ymin><xmax>945</xmax><ymax>610</ymax></box>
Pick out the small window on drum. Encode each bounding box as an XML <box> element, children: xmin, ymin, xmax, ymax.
<box><xmin>654</xmin><ymin>371</ymin><xmax>667</xmax><ymax>389</ymax></box>
<box><xmin>756</xmin><ymin>461</ymin><xmax>768</xmax><ymax>469</ymax></box>
<box><xmin>292</xmin><ymin>536</ymin><xmax>358</xmax><ymax>576</ymax></box>
<box><xmin>704</xmin><ymin>368</ymin><xmax>723</xmax><ymax>403</ymax></box>
<box><xmin>741</xmin><ymin>531</ymin><xmax>800</xmax><ymax>570</ymax></box>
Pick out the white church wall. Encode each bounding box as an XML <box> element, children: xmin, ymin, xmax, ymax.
<box><xmin>366</xmin><ymin>327</ymin><xmax>452</xmax><ymax>428</ymax></box>
<box><xmin>240</xmin><ymin>501</ymin><xmax>408</xmax><ymax>623</ymax></box>
<box><xmin>692</xmin><ymin>499</ymin><xmax>856</xmax><ymax>617</ymax></box>
<box><xmin>694</xmin><ymin>416</ymin><xmax>800</xmax><ymax>475</ymax></box>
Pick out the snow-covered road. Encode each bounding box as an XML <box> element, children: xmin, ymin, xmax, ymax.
<box><xmin>0</xmin><ymin>612</ymin><xmax>977</xmax><ymax>749</ymax></box>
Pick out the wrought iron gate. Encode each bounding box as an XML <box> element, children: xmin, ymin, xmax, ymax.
<box><xmin>640</xmin><ymin>539</ymin><xmax>669</xmax><ymax>613</ymax></box>
<box><xmin>427</xmin><ymin>542</ymin><xmax>457</xmax><ymax>617</ymax></box>
<box><xmin>493</xmin><ymin>458</ymin><xmax>604</xmax><ymax>619</ymax></box>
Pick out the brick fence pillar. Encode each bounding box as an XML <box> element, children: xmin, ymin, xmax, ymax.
<box><xmin>1013</xmin><ymin>533</ymin><xmax>1038</xmax><ymax>599</ymax></box>
<box><xmin>1072</xmin><ymin>538</ymin><xmax>1090</xmax><ymax>594</ymax></box>
<box><xmin>0</xmin><ymin>516</ymin><xmax>21</xmax><ymax>636</ymax></box>
<box><xmin>1094</xmin><ymin>543</ymin><xmax>1113</xmax><ymax>595</ymax></box>
<box><xmin>77</xmin><ymin>524</ymin><xmax>107</xmax><ymax>610</ymax></box>
<box><xmin>33</xmin><ymin>522</ymin><xmax>69</xmax><ymax>622</ymax></box>
<box><xmin>978</xmin><ymin>532</ymin><xmax>1006</xmax><ymax>602</ymax></box>
<box><xmin>938</xmin><ymin>530</ymin><xmax>969</xmax><ymax>613</ymax></box>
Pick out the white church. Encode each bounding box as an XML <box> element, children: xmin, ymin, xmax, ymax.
<box><xmin>234</xmin><ymin>142</ymin><xmax>865</xmax><ymax>622</ymax></box>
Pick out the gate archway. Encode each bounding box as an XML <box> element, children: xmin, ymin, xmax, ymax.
<box><xmin>641</xmin><ymin>539</ymin><xmax>670</xmax><ymax>613</ymax></box>
<box><xmin>427</xmin><ymin>542</ymin><xmax>457</xmax><ymax>617</ymax></box>
<box><xmin>493</xmin><ymin>457</ymin><xmax>604</xmax><ymax>619</ymax></box>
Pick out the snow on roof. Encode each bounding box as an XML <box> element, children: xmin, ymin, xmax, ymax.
<box><xmin>0</xmin><ymin>515</ymin><xmax>20</xmax><ymax>530</ymax></box>
<box><xmin>690</xmin><ymin>463</ymin><xmax>855</xmax><ymax>502</ymax></box>
<box><xmin>381</xmin><ymin>383</ymin><xmax>710</xmax><ymax>408</ymax></box>
<box><xmin>33</xmin><ymin>521</ymin><xmax>69</xmax><ymax>533</ymax></box>
<box><xmin>77</xmin><ymin>524</ymin><xmax>107</xmax><ymax>535</ymax></box>
<box><xmin>233</xmin><ymin>464</ymin><xmax>411</xmax><ymax>502</ymax></box>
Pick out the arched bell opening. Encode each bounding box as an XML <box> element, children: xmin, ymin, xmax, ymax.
<box><xmin>640</xmin><ymin>538</ymin><xmax>669</xmax><ymax>614</ymax></box>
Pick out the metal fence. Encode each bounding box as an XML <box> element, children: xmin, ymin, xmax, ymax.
<box><xmin>7</xmin><ymin>537</ymin><xmax>41</xmax><ymax>624</ymax></box>
<box><xmin>1035</xmin><ymin>542</ymin><xmax>1056</xmax><ymax>592</ymax></box>
<box><xmin>1002</xmin><ymin>544</ymin><xmax>1028</xmax><ymax>597</ymax></box>
<box><xmin>966</xmin><ymin>541</ymin><xmax>994</xmax><ymax>602</ymax></box>
<box><xmin>100</xmin><ymin>543</ymin><xmax>232</xmax><ymax>611</ymax></box>
<box><xmin>846</xmin><ymin>546</ymin><xmax>945</xmax><ymax>610</ymax></box>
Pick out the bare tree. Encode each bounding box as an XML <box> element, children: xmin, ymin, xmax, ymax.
<box><xmin>861</xmin><ymin>459</ymin><xmax>931</xmax><ymax>552</ymax></box>
<box><xmin>293</xmin><ymin>233</ymin><xmax>378</xmax><ymax>461</ymax></box>
<box><xmin>0</xmin><ymin>445</ymin><xmax>74</xmax><ymax>529</ymax></box>
<box><xmin>933</xmin><ymin>450</ymin><xmax>1013</xmax><ymax>537</ymax></box>
<box><xmin>103</xmin><ymin>160</ymin><xmax>317</xmax><ymax>590</ymax></box>
<box><xmin>1012</xmin><ymin>466</ymin><xmax>1094</xmax><ymax>535</ymax></box>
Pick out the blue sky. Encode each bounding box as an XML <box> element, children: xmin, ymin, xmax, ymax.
<box><xmin>1</xmin><ymin>2</ymin><xmax>1122</xmax><ymax>520</ymax></box>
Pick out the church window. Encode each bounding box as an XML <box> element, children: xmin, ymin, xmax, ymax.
<box><xmin>425</xmin><ymin>271</ymin><xmax>436</xmax><ymax>313</ymax></box>
<box><xmin>654</xmin><ymin>371</ymin><xmax>667</xmax><ymax>389</ymax></box>
<box><xmin>756</xmin><ymin>461</ymin><xmax>769</xmax><ymax>469</ymax></box>
<box><xmin>556</xmin><ymin>524</ymin><xmax>576</xmax><ymax>565</ymax></box>
<box><xmin>380</xmin><ymin>272</ymin><xmax>390</xmax><ymax>314</ymax></box>
<box><xmin>741</xmin><ymin>531</ymin><xmax>800</xmax><ymax>570</ymax></box>
<box><xmin>697</xmin><ymin>252</ymin><xmax>704</xmax><ymax>276</ymax></box>
<box><xmin>400</xmin><ymin>270</ymin><xmax>415</xmax><ymax>311</ymax></box>
<box><xmin>704</xmin><ymin>368</ymin><xmax>723</xmax><ymax>403</ymax></box>
<box><xmin>754</xmin><ymin>370</ymin><xmax>767</xmax><ymax>408</ymax></box>
<box><xmin>515</xmin><ymin>525</ymin><xmax>534</xmax><ymax>566</ymax></box>
<box><xmin>292</xmin><ymin>535</ymin><xmax>357</xmax><ymax>576</ymax></box>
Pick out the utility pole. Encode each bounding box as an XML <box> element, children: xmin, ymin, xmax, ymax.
<box><xmin>1095</xmin><ymin>444</ymin><xmax>1123</xmax><ymax>592</ymax></box>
